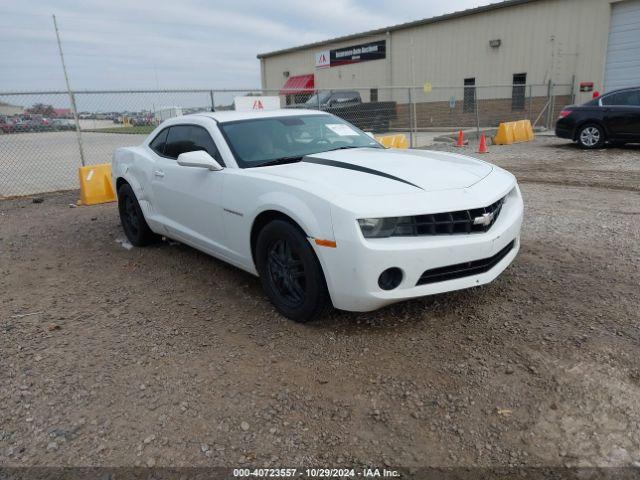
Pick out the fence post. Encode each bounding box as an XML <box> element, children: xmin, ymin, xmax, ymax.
<box><xmin>408</xmin><ymin>87</ymin><xmax>414</xmax><ymax>148</ymax></box>
<box><xmin>209</xmin><ymin>90</ymin><xmax>215</xmax><ymax>112</ymax></box>
<box><xmin>474</xmin><ymin>87</ymin><xmax>480</xmax><ymax>137</ymax></box>
<box><xmin>528</xmin><ymin>84</ymin><xmax>533</xmax><ymax>121</ymax></box>
<box><xmin>53</xmin><ymin>14</ymin><xmax>86</xmax><ymax>167</ymax></box>
<box><xmin>548</xmin><ymin>82</ymin><xmax>556</xmax><ymax>130</ymax></box>
<box><xmin>545</xmin><ymin>80</ymin><xmax>552</xmax><ymax>129</ymax></box>
<box><xmin>570</xmin><ymin>74</ymin><xmax>576</xmax><ymax>105</ymax></box>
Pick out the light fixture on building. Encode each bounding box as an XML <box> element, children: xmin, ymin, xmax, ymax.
<box><xmin>283</xmin><ymin>71</ymin><xmax>290</xmax><ymax>77</ymax></box>
<box><xmin>489</xmin><ymin>39</ymin><xmax>501</xmax><ymax>48</ymax></box>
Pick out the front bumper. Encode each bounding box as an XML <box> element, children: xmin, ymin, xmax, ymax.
<box><xmin>315</xmin><ymin>187</ymin><xmax>524</xmax><ymax>312</ymax></box>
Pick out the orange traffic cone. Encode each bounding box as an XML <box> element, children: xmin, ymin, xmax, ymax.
<box><xmin>477</xmin><ymin>133</ymin><xmax>488</xmax><ymax>154</ymax></box>
<box><xmin>456</xmin><ymin>130</ymin><xmax>464</xmax><ymax>147</ymax></box>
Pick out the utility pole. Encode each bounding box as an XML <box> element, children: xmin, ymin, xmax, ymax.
<box><xmin>53</xmin><ymin>14</ymin><xmax>86</xmax><ymax>166</ymax></box>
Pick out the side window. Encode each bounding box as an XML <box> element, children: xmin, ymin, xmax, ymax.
<box><xmin>339</xmin><ymin>92</ymin><xmax>359</xmax><ymax>103</ymax></box>
<box><xmin>149</xmin><ymin>128</ymin><xmax>169</xmax><ymax>155</ymax></box>
<box><xmin>190</xmin><ymin>126</ymin><xmax>222</xmax><ymax>162</ymax></box>
<box><xmin>164</xmin><ymin>125</ymin><xmax>191</xmax><ymax>159</ymax></box>
<box><xmin>330</xmin><ymin>92</ymin><xmax>359</xmax><ymax>105</ymax></box>
<box><xmin>164</xmin><ymin>125</ymin><xmax>223</xmax><ymax>164</ymax></box>
<box><xmin>602</xmin><ymin>90</ymin><xmax>640</xmax><ymax>106</ymax></box>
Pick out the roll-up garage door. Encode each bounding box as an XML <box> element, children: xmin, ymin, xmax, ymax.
<box><xmin>604</xmin><ymin>0</ymin><xmax>640</xmax><ymax>91</ymax></box>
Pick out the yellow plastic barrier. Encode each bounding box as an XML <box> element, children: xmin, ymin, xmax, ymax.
<box><xmin>493</xmin><ymin>122</ymin><xmax>516</xmax><ymax>145</ymax></box>
<box><xmin>375</xmin><ymin>134</ymin><xmax>409</xmax><ymax>149</ymax></box>
<box><xmin>493</xmin><ymin>120</ymin><xmax>535</xmax><ymax>145</ymax></box>
<box><xmin>517</xmin><ymin>119</ymin><xmax>535</xmax><ymax>141</ymax></box>
<box><xmin>78</xmin><ymin>163</ymin><xmax>116</xmax><ymax>206</ymax></box>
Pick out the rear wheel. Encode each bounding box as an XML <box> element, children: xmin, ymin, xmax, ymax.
<box><xmin>256</xmin><ymin>220</ymin><xmax>329</xmax><ymax>322</ymax></box>
<box><xmin>117</xmin><ymin>183</ymin><xmax>157</xmax><ymax>246</ymax></box>
<box><xmin>576</xmin><ymin>124</ymin><xmax>605</xmax><ymax>149</ymax></box>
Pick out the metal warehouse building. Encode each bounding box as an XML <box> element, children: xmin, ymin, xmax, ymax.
<box><xmin>257</xmin><ymin>0</ymin><xmax>640</xmax><ymax>128</ymax></box>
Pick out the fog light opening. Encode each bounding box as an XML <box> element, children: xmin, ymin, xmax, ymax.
<box><xmin>378</xmin><ymin>267</ymin><xmax>403</xmax><ymax>291</ymax></box>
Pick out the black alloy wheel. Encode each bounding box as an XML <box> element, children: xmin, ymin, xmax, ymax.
<box><xmin>117</xmin><ymin>183</ymin><xmax>157</xmax><ymax>246</ymax></box>
<box><xmin>256</xmin><ymin>220</ymin><xmax>329</xmax><ymax>322</ymax></box>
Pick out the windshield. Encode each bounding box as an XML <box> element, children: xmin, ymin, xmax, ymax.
<box><xmin>218</xmin><ymin>114</ymin><xmax>382</xmax><ymax>168</ymax></box>
<box><xmin>304</xmin><ymin>92</ymin><xmax>331</xmax><ymax>106</ymax></box>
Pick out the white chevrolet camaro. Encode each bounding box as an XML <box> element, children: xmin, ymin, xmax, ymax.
<box><xmin>112</xmin><ymin>109</ymin><xmax>523</xmax><ymax>322</ymax></box>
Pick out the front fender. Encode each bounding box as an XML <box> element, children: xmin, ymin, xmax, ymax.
<box><xmin>247</xmin><ymin>191</ymin><xmax>339</xmax><ymax>303</ymax></box>
<box><xmin>251</xmin><ymin>190</ymin><xmax>334</xmax><ymax>242</ymax></box>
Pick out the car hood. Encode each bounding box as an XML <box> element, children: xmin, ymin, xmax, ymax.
<box><xmin>260</xmin><ymin>147</ymin><xmax>493</xmax><ymax>196</ymax></box>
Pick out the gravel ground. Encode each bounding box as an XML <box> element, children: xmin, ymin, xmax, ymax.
<box><xmin>1</xmin><ymin>137</ymin><xmax>639</xmax><ymax>469</ymax></box>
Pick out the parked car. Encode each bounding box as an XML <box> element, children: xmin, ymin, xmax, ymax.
<box><xmin>301</xmin><ymin>91</ymin><xmax>397</xmax><ymax>133</ymax></box>
<box><xmin>130</xmin><ymin>115</ymin><xmax>154</xmax><ymax>126</ymax></box>
<box><xmin>0</xmin><ymin>116</ymin><xmax>14</xmax><ymax>133</ymax></box>
<box><xmin>50</xmin><ymin>118</ymin><xmax>75</xmax><ymax>131</ymax></box>
<box><xmin>11</xmin><ymin>118</ymin><xmax>31</xmax><ymax>133</ymax></box>
<box><xmin>556</xmin><ymin>86</ymin><xmax>640</xmax><ymax>148</ymax></box>
<box><xmin>112</xmin><ymin>110</ymin><xmax>523</xmax><ymax>322</ymax></box>
<box><xmin>10</xmin><ymin>114</ymin><xmax>51</xmax><ymax>132</ymax></box>
<box><xmin>29</xmin><ymin>116</ymin><xmax>51</xmax><ymax>132</ymax></box>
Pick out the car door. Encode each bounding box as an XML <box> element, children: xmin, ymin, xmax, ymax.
<box><xmin>602</xmin><ymin>89</ymin><xmax>640</xmax><ymax>140</ymax></box>
<box><xmin>149</xmin><ymin>123</ymin><xmax>227</xmax><ymax>254</ymax></box>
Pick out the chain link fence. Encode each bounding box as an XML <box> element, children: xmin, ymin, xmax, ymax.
<box><xmin>0</xmin><ymin>83</ymin><xmax>573</xmax><ymax>197</ymax></box>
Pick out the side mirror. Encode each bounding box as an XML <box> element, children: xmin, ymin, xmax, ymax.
<box><xmin>177</xmin><ymin>150</ymin><xmax>223</xmax><ymax>171</ymax></box>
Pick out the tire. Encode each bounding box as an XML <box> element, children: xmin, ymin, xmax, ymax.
<box><xmin>576</xmin><ymin>123</ymin><xmax>605</xmax><ymax>149</ymax></box>
<box><xmin>256</xmin><ymin>220</ymin><xmax>329</xmax><ymax>322</ymax></box>
<box><xmin>117</xmin><ymin>183</ymin><xmax>157</xmax><ymax>247</ymax></box>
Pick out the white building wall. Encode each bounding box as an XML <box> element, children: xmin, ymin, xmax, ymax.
<box><xmin>261</xmin><ymin>0</ymin><xmax>617</xmax><ymax>105</ymax></box>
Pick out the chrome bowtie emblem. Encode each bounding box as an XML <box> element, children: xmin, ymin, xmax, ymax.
<box><xmin>473</xmin><ymin>212</ymin><xmax>495</xmax><ymax>226</ymax></box>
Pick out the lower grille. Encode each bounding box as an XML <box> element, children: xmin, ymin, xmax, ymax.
<box><xmin>416</xmin><ymin>240</ymin><xmax>515</xmax><ymax>286</ymax></box>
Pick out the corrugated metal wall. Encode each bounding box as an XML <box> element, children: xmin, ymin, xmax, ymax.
<box><xmin>604</xmin><ymin>0</ymin><xmax>640</xmax><ymax>91</ymax></box>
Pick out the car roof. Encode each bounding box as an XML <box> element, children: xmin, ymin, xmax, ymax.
<box><xmin>189</xmin><ymin>108</ymin><xmax>329</xmax><ymax>123</ymax></box>
<box><xmin>602</xmin><ymin>86</ymin><xmax>640</xmax><ymax>95</ymax></box>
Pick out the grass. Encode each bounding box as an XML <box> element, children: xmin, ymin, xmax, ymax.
<box><xmin>82</xmin><ymin>125</ymin><xmax>155</xmax><ymax>134</ymax></box>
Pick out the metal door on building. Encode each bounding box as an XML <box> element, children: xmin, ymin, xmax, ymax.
<box><xmin>604</xmin><ymin>0</ymin><xmax>640</xmax><ymax>91</ymax></box>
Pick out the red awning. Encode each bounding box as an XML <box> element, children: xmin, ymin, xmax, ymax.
<box><xmin>280</xmin><ymin>74</ymin><xmax>314</xmax><ymax>95</ymax></box>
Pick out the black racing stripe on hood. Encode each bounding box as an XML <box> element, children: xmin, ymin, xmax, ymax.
<box><xmin>302</xmin><ymin>157</ymin><xmax>423</xmax><ymax>190</ymax></box>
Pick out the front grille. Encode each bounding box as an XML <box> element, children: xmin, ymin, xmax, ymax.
<box><xmin>416</xmin><ymin>240</ymin><xmax>515</xmax><ymax>286</ymax></box>
<box><xmin>395</xmin><ymin>196</ymin><xmax>505</xmax><ymax>236</ymax></box>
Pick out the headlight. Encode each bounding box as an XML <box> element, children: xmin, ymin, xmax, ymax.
<box><xmin>358</xmin><ymin>217</ymin><xmax>399</xmax><ymax>238</ymax></box>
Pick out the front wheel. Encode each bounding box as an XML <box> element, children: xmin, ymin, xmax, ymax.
<box><xmin>256</xmin><ymin>220</ymin><xmax>329</xmax><ymax>322</ymax></box>
<box><xmin>577</xmin><ymin>124</ymin><xmax>605</xmax><ymax>149</ymax></box>
<box><xmin>117</xmin><ymin>183</ymin><xmax>158</xmax><ymax>246</ymax></box>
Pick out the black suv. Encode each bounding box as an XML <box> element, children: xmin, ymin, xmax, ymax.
<box><xmin>555</xmin><ymin>87</ymin><xmax>640</xmax><ymax>149</ymax></box>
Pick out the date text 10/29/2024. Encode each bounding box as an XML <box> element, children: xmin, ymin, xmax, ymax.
<box><xmin>233</xmin><ymin>468</ymin><xmax>400</xmax><ymax>478</ymax></box>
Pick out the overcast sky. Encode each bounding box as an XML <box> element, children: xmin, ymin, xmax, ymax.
<box><xmin>2</xmin><ymin>0</ymin><xmax>493</xmax><ymax>92</ymax></box>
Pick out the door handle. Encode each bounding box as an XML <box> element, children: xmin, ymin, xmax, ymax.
<box><xmin>153</xmin><ymin>170</ymin><xmax>165</xmax><ymax>178</ymax></box>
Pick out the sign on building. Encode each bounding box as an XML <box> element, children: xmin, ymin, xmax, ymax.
<box><xmin>234</xmin><ymin>96</ymin><xmax>281</xmax><ymax>111</ymax></box>
<box><xmin>315</xmin><ymin>40</ymin><xmax>386</xmax><ymax>69</ymax></box>
<box><xmin>315</xmin><ymin>50</ymin><xmax>330</xmax><ymax>69</ymax></box>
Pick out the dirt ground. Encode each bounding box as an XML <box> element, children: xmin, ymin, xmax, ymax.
<box><xmin>1</xmin><ymin>136</ymin><xmax>639</xmax><ymax>469</ymax></box>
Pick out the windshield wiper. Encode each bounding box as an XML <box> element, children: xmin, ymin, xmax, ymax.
<box><xmin>324</xmin><ymin>145</ymin><xmax>361</xmax><ymax>152</ymax></box>
<box><xmin>254</xmin><ymin>156</ymin><xmax>304</xmax><ymax>168</ymax></box>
